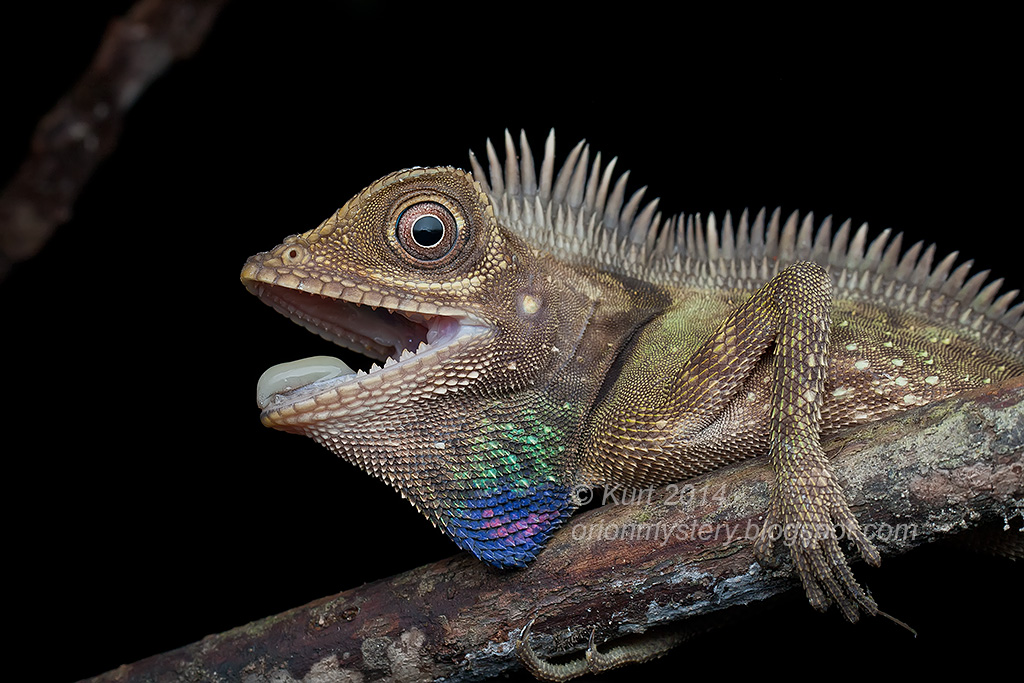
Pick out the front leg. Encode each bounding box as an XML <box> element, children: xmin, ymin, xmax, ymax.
<box><xmin>754</xmin><ymin>262</ymin><xmax>880</xmax><ymax>620</ymax></box>
<box><xmin>583</xmin><ymin>262</ymin><xmax>879</xmax><ymax>620</ymax></box>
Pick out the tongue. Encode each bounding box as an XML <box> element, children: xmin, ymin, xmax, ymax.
<box><xmin>257</xmin><ymin>356</ymin><xmax>354</xmax><ymax>409</ymax></box>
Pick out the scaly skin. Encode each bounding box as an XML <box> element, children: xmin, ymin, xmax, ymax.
<box><xmin>240</xmin><ymin>131</ymin><xmax>1024</xmax><ymax>658</ymax></box>
<box><xmin>243</xmin><ymin>166</ymin><xmax>662</xmax><ymax>567</ymax></box>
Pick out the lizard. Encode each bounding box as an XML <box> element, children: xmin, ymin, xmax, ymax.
<box><xmin>240</xmin><ymin>129</ymin><xmax>1024</xmax><ymax>677</ymax></box>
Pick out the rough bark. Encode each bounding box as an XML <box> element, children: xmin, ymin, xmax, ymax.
<box><xmin>83</xmin><ymin>376</ymin><xmax>1023</xmax><ymax>682</ymax></box>
<box><xmin>0</xmin><ymin>0</ymin><xmax>228</xmax><ymax>280</ymax></box>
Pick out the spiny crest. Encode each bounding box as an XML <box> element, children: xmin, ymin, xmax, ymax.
<box><xmin>468</xmin><ymin>129</ymin><xmax>1023</xmax><ymax>356</ymax></box>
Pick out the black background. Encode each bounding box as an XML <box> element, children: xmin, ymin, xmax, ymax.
<box><xmin>3</xmin><ymin>3</ymin><xmax>1020</xmax><ymax>681</ymax></box>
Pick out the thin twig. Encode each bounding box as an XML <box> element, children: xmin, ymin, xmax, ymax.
<box><xmin>0</xmin><ymin>0</ymin><xmax>228</xmax><ymax>280</ymax></box>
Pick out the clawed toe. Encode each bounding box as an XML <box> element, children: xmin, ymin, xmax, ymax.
<box><xmin>516</xmin><ymin>617</ymin><xmax>689</xmax><ymax>681</ymax></box>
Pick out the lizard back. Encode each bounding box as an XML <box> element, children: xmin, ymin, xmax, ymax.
<box><xmin>472</xmin><ymin>129</ymin><xmax>1023</xmax><ymax>361</ymax></box>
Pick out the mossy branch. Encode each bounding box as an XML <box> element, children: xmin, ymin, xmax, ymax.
<box><xmin>82</xmin><ymin>377</ymin><xmax>1023</xmax><ymax>682</ymax></box>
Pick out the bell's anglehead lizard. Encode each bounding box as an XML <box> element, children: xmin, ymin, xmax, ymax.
<box><xmin>241</xmin><ymin>129</ymin><xmax>1023</xmax><ymax>625</ymax></box>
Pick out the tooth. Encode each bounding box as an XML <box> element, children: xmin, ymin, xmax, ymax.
<box><xmin>384</xmin><ymin>356</ymin><xmax>397</xmax><ymax>367</ymax></box>
<box><xmin>257</xmin><ymin>356</ymin><xmax>353</xmax><ymax>409</ymax></box>
<box><xmin>370</xmin><ymin>362</ymin><xmax>382</xmax><ymax>372</ymax></box>
<box><xmin>401</xmin><ymin>348</ymin><xmax>415</xmax><ymax>361</ymax></box>
<box><xmin>418</xmin><ymin>342</ymin><xmax>428</xmax><ymax>352</ymax></box>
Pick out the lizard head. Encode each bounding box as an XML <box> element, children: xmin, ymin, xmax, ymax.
<box><xmin>241</xmin><ymin>165</ymin><xmax>594</xmax><ymax>567</ymax></box>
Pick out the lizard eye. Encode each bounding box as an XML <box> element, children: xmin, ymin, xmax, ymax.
<box><xmin>395</xmin><ymin>201</ymin><xmax>459</xmax><ymax>263</ymax></box>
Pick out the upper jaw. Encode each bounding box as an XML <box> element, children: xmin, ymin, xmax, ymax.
<box><xmin>240</xmin><ymin>258</ymin><xmax>492</xmax><ymax>423</ymax></box>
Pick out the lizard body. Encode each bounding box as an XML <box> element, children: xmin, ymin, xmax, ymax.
<box><xmin>241</xmin><ymin>130</ymin><xmax>1023</xmax><ymax>637</ymax></box>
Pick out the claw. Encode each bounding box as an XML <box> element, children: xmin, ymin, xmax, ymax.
<box><xmin>583</xmin><ymin>627</ymin><xmax>598</xmax><ymax>668</ymax></box>
<box><xmin>754</xmin><ymin>482</ymin><xmax>880</xmax><ymax>622</ymax></box>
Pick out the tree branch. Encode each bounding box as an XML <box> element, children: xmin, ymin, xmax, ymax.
<box><xmin>83</xmin><ymin>377</ymin><xmax>1023</xmax><ymax>682</ymax></box>
<box><xmin>0</xmin><ymin>0</ymin><xmax>228</xmax><ymax>280</ymax></box>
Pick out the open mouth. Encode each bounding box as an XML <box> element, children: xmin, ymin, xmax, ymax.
<box><xmin>245</xmin><ymin>280</ymin><xmax>484</xmax><ymax>413</ymax></box>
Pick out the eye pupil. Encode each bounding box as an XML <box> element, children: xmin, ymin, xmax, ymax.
<box><xmin>411</xmin><ymin>214</ymin><xmax>444</xmax><ymax>247</ymax></box>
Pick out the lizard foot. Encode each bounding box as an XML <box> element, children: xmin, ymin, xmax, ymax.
<box><xmin>516</xmin><ymin>616</ymin><xmax>687</xmax><ymax>682</ymax></box>
<box><xmin>753</xmin><ymin>463</ymin><xmax>881</xmax><ymax>622</ymax></box>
